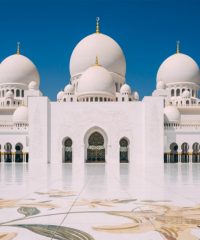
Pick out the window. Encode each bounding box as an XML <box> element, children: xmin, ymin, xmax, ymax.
<box><xmin>192</xmin><ymin>90</ymin><xmax>194</xmax><ymax>97</ymax></box>
<box><xmin>176</xmin><ymin>89</ymin><xmax>180</xmax><ymax>96</ymax></box>
<box><xmin>171</xmin><ymin>89</ymin><xmax>174</xmax><ymax>97</ymax></box>
<box><xmin>22</xmin><ymin>90</ymin><xmax>24</xmax><ymax>97</ymax></box>
<box><xmin>16</xmin><ymin>89</ymin><xmax>20</xmax><ymax>97</ymax></box>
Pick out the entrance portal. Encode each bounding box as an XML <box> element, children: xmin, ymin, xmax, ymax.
<box><xmin>15</xmin><ymin>143</ymin><xmax>23</xmax><ymax>162</ymax></box>
<box><xmin>63</xmin><ymin>138</ymin><xmax>72</xmax><ymax>163</ymax></box>
<box><xmin>4</xmin><ymin>143</ymin><xmax>12</xmax><ymax>162</ymax></box>
<box><xmin>87</xmin><ymin>132</ymin><xmax>105</xmax><ymax>162</ymax></box>
<box><xmin>119</xmin><ymin>138</ymin><xmax>129</xmax><ymax>163</ymax></box>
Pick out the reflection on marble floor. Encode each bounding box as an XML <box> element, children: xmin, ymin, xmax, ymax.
<box><xmin>0</xmin><ymin>163</ymin><xmax>200</xmax><ymax>239</ymax></box>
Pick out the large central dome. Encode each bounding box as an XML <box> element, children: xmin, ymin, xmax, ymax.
<box><xmin>69</xmin><ymin>33</ymin><xmax>126</xmax><ymax>77</ymax></box>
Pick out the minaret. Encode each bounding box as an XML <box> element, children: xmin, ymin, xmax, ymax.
<box><xmin>176</xmin><ymin>40</ymin><xmax>180</xmax><ymax>54</ymax></box>
<box><xmin>17</xmin><ymin>42</ymin><xmax>20</xmax><ymax>55</ymax></box>
<box><xmin>96</xmin><ymin>17</ymin><xmax>100</xmax><ymax>33</ymax></box>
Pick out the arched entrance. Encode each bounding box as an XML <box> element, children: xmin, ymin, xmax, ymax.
<box><xmin>15</xmin><ymin>143</ymin><xmax>23</xmax><ymax>162</ymax></box>
<box><xmin>169</xmin><ymin>142</ymin><xmax>178</xmax><ymax>163</ymax></box>
<box><xmin>181</xmin><ymin>142</ymin><xmax>189</xmax><ymax>163</ymax></box>
<box><xmin>192</xmin><ymin>142</ymin><xmax>200</xmax><ymax>163</ymax></box>
<box><xmin>119</xmin><ymin>138</ymin><xmax>129</xmax><ymax>163</ymax></box>
<box><xmin>63</xmin><ymin>138</ymin><xmax>72</xmax><ymax>163</ymax></box>
<box><xmin>4</xmin><ymin>143</ymin><xmax>12</xmax><ymax>162</ymax></box>
<box><xmin>87</xmin><ymin>132</ymin><xmax>105</xmax><ymax>162</ymax></box>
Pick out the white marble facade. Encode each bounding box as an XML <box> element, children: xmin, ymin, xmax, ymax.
<box><xmin>0</xmin><ymin>20</ymin><xmax>200</xmax><ymax>168</ymax></box>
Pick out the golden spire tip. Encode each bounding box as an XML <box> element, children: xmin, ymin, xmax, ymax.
<box><xmin>95</xmin><ymin>56</ymin><xmax>99</xmax><ymax>65</ymax></box>
<box><xmin>176</xmin><ymin>40</ymin><xmax>180</xmax><ymax>53</ymax></box>
<box><xmin>17</xmin><ymin>42</ymin><xmax>20</xmax><ymax>55</ymax></box>
<box><xmin>96</xmin><ymin>17</ymin><xmax>100</xmax><ymax>33</ymax></box>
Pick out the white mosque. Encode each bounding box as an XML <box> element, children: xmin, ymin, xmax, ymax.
<box><xmin>0</xmin><ymin>18</ymin><xmax>200</xmax><ymax>167</ymax></box>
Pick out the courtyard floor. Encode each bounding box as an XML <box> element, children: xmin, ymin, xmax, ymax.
<box><xmin>0</xmin><ymin>163</ymin><xmax>200</xmax><ymax>240</ymax></box>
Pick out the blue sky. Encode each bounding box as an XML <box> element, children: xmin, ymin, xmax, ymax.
<box><xmin>0</xmin><ymin>0</ymin><xmax>200</xmax><ymax>100</ymax></box>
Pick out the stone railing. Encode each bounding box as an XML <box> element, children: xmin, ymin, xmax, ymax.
<box><xmin>164</xmin><ymin>152</ymin><xmax>200</xmax><ymax>163</ymax></box>
<box><xmin>164</xmin><ymin>122</ymin><xmax>200</xmax><ymax>129</ymax></box>
<box><xmin>0</xmin><ymin>152</ymin><xmax>28</xmax><ymax>163</ymax></box>
<box><xmin>0</xmin><ymin>122</ymin><xmax>28</xmax><ymax>130</ymax></box>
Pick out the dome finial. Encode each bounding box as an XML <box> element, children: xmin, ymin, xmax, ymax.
<box><xmin>96</xmin><ymin>17</ymin><xmax>100</xmax><ymax>33</ymax></box>
<box><xmin>176</xmin><ymin>40</ymin><xmax>180</xmax><ymax>53</ymax></box>
<box><xmin>17</xmin><ymin>42</ymin><xmax>20</xmax><ymax>55</ymax></box>
<box><xmin>95</xmin><ymin>56</ymin><xmax>100</xmax><ymax>66</ymax></box>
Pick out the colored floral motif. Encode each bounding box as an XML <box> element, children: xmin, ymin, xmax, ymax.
<box><xmin>0</xmin><ymin>232</ymin><xmax>17</xmax><ymax>240</ymax></box>
<box><xmin>93</xmin><ymin>202</ymin><xmax>200</xmax><ymax>240</ymax></box>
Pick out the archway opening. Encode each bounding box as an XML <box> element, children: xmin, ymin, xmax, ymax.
<box><xmin>169</xmin><ymin>142</ymin><xmax>178</xmax><ymax>163</ymax></box>
<box><xmin>181</xmin><ymin>142</ymin><xmax>189</xmax><ymax>163</ymax></box>
<box><xmin>15</xmin><ymin>143</ymin><xmax>23</xmax><ymax>162</ymax></box>
<box><xmin>63</xmin><ymin>138</ymin><xmax>72</xmax><ymax>163</ymax></box>
<box><xmin>87</xmin><ymin>132</ymin><xmax>105</xmax><ymax>162</ymax></box>
<box><xmin>192</xmin><ymin>142</ymin><xmax>200</xmax><ymax>163</ymax></box>
<box><xmin>4</xmin><ymin>143</ymin><xmax>12</xmax><ymax>162</ymax></box>
<box><xmin>119</xmin><ymin>138</ymin><xmax>129</xmax><ymax>163</ymax></box>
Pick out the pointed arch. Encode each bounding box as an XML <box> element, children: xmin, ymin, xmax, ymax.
<box><xmin>119</xmin><ymin>137</ymin><xmax>129</xmax><ymax>163</ymax></box>
<box><xmin>62</xmin><ymin>137</ymin><xmax>73</xmax><ymax>163</ymax></box>
<box><xmin>4</xmin><ymin>143</ymin><xmax>12</xmax><ymax>162</ymax></box>
<box><xmin>84</xmin><ymin>126</ymin><xmax>108</xmax><ymax>163</ymax></box>
<box><xmin>15</xmin><ymin>143</ymin><xmax>23</xmax><ymax>162</ymax></box>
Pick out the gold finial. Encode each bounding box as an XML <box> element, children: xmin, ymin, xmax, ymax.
<box><xmin>96</xmin><ymin>17</ymin><xmax>100</xmax><ymax>33</ymax></box>
<box><xmin>176</xmin><ymin>40</ymin><xmax>180</xmax><ymax>53</ymax></box>
<box><xmin>95</xmin><ymin>56</ymin><xmax>99</xmax><ymax>65</ymax></box>
<box><xmin>17</xmin><ymin>42</ymin><xmax>20</xmax><ymax>55</ymax></box>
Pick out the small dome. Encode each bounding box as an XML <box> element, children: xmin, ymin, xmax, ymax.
<box><xmin>13</xmin><ymin>106</ymin><xmax>28</xmax><ymax>124</ymax></box>
<box><xmin>164</xmin><ymin>106</ymin><xmax>180</xmax><ymax>123</ymax></box>
<box><xmin>64</xmin><ymin>84</ymin><xmax>74</xmax><ymax>94</ymax></box>
<box><xmin>57</xmin><ymin>91</ymin><xmax>64</xmax><ymax>100</ymax></box>
<box><xmin>133</xmin><ymin>91</ymin><xmax>139</xmax><ymax>100</ymax></box>
<box><xmin>70</xmin><ymin>33</ymin><xmax>126</xmax><ymax>78</ymax></box>
<box><xmin>77</xmin><ymin>65</ymin><xmax>115</xmax><ymax>97</ymax></box>
<box><xmin>156</xmin><ymin>80</ymin><xmax>166</xmax><ymax>90</ymax></box>
<box><xmin>29</xmin><ymin>81</ymin><xmax>39</xmax><ymax>90</ymax></box>
<box><xmin>182</xmin><ymin>90</ymin><xmax>191</xmax><ymax>98</ymax></box>
<box><xmin>0</xmin><ymin>54</ymin><xmax>40</xmax><ymax>86</ymax></box>
<box><xmin>5</xmin><ymin>90</ymin><xmax>14</xmax><ymax>99</ymax></box>
<box><xmin>157</xmin><ymin>53</ymin><xmax>200</xmax><ymax>85</ymax></box>
<box><xmin>120</xmin><ymin>84</ymin><xmax>131</xmax><ymax>94</ymax></box>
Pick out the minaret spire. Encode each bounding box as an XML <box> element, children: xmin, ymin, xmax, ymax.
<box><xmin>96</xmin><ymin>17</ymin><xmax>100</xmax><ymax>33</ymax></box>
<box><xmin>17</xmin><ymin>42</ymin><xmax>20</xmax><ymax>55</ymax></box>
<box><xmin>95</xmin><ymin>56</ymin><xmax>99</xmax><ymax>65</ymax></box>
<box><xmin>176</xmin><ymin>40</ymin><xmax>180</xmax><ymax>53</ymax></box>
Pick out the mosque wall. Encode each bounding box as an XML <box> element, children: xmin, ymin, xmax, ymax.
<box><xmin>28</xmin><ymin>96</ymin><xmax>50</xmax><ymax>165</ymax></box>
<box><xmin>49</xmin><ymin>101</ymin><xmax>146</xmax><ymax>165</ymax></box>
<box><xmin>143</xmin><ymin>97</ymin><xmax>164</xmax><ymax>169</ymax></box>
<box><xmin>165</xmin><ymin>130</ymin><xmax>200</xmax><ymax>153</ymax></box>
<box><xmin>0</xmin><ymin>134</ymin><xmax>28</xmax><ymax>151</ymax></box>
